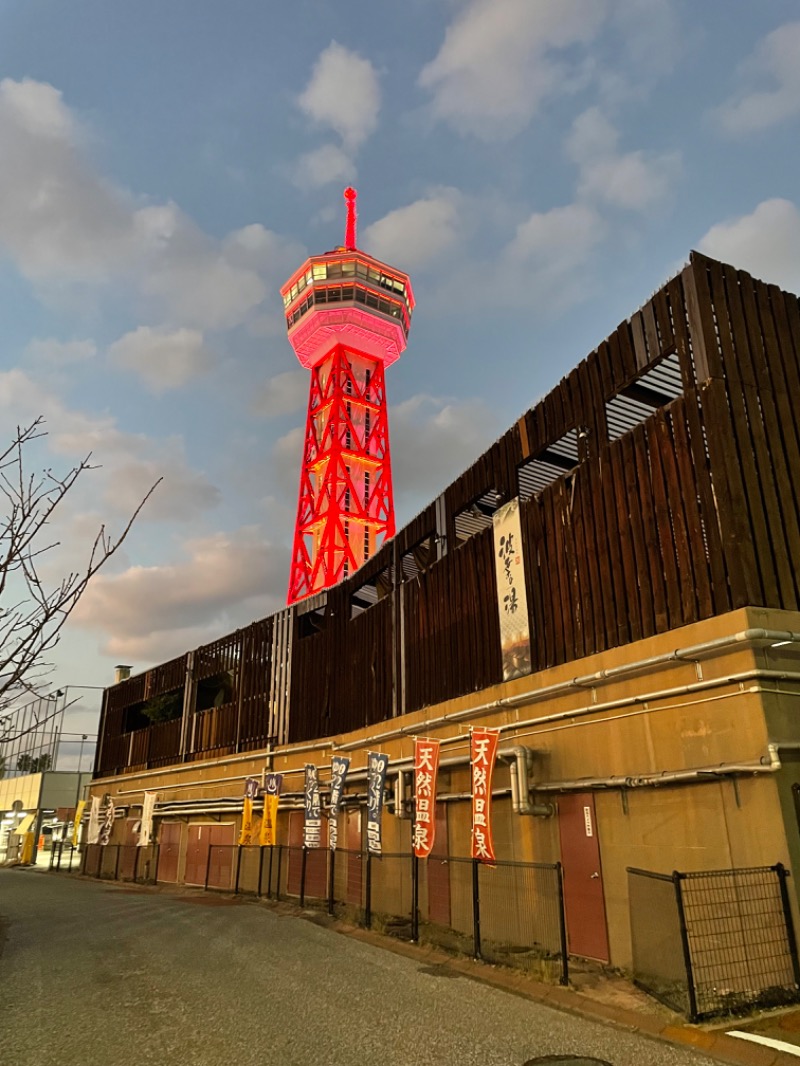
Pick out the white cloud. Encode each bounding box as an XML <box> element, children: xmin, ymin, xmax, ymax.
<box><xmin>297</xmin><ymin>42</ymin><xmax>380</xmax><ymax>150</ymax></box>
<box><xmin>697</xmin><ymin>199</ymin><xmax>800</xmax><ymax>294</ymax></box>
<box><xmin>293</xmin><ymin>143</ymin><xmax>357</xmax><ymax>190</ymax></box>
<box><xmin>71</xmin><ymin>527</ymin><xmax>288</xmax><ymax>660</ymax></box>
<box><xmin>0</xmin><ymin>76</ymin><xmax>295</xmax><ymax>331</ymax></box>
<box><xmin>497</xmin><ymin>201</ymin><xmax>606</xmax><ymax>310</ymax></box>
<box><xmin>252</xmin><ymin>369</ymin><xmax>308</xmax><ymax>418</ymax></box>
<box><xmin>390</xmin><ymin>394</ymin><xmax>504</xmax><ymax>515</ymax></box>
<box><xmin>0</xmin><ymin>368</ymin><xmax>220</xmax><ymax>523</ymax></box>
<box><xmin>24</xmin><ymin>337</ymin><xmax>97</xmax><ymax>364</ymax></box>
<box><xmin>567</xmin><ymin>107</ymin><xmax>679</xmax><ymax>211</ymax></box>
<box><xmin>419</xmin><ymin>0</ymin><xmax>606</xmax><ymax>138</ymax></box>
<box><xmin>714</xmin><ymin>22</ymin><xmax>800</xmax><ymax>135</ymax></box>
<box><xmin>362</xmin><ymin>189</ymin><xmax>465</xmax><ymax>271</ymax></box>
<box><xmin>103</xmin><ymin>452</ymin><xmax>221</xmax><ymax>523</ymax></box>
<box><xmin>108</xmin><ymin>325</ymin><xmax>216</xmax><ymax>393</ymax></box>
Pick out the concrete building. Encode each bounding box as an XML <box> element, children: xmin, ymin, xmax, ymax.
<box><xmin>87</xmin><ymin>253</ymin><xmax>800</xmax><ymax>973</ymax></box>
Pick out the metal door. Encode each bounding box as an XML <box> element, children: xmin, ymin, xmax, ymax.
<box><xmin>427</xmin><ymin>802</ymin><xmax>451</xmax><ymax>926</ymax></box>
<box><xmin>557</xmin><ymin>793</ymin><xmax>610</xmax><ymax>961</ymax></box>
<box><xmin>184</xmin><ymin>823</ymin><xmax>234</xmax><ymax>887</ymax></box>
<box><xmin>287</xmin><ymin>810</ymin><xmax>327</xmax><ymax>899</ymax></box>
<box><xmin>346</xmin><ymin>809</ymin><xmax>363</xmax><ymax>905</ymax></box>
<box><xmin>156</xmin><ymin>822</ymin><xmax>181</xmax><ymax>883</ymax></box>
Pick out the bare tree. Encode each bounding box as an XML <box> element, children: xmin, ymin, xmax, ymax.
<box><xmin>0</xmin><ymin>418</ymin><xmax>158</xmax><ymax>740</ymax></box>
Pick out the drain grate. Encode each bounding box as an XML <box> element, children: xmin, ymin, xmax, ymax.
<box><xmin>523</xmin><ymin>1058</ymin><xmax>613</xmax><ymax>1066</ymax></box>
<box><xmin>418</xmin><ymin>964</ymin><xmax>461</xmax><ymax>979</ymax></box>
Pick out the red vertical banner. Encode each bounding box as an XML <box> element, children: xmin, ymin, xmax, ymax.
<box><xmin>413</xmin><ymin>738</ymin><xmax>440</xmax><ymax>859</ymax></box>
<box><xmin>470</xmin><ymin>727</ymin><xmax>500</xmax><ymax>862</ymax></box>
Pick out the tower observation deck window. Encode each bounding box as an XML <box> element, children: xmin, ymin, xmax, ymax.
<box><xmin>285</xmin><ymin>283</ymin><xmax>409</xmax><ymax>336</ymax></box>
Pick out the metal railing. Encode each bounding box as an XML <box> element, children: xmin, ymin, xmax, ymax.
<box><xmin>55</xmin><ymin>838</ymin><xmax>568</xmax><ymax>983</ymax></box>
<box><xmin>48</xmin><ymin>842</ymin><xmax>82</xmax><ymax>872</ymax></box>
<box><xmin>49</xmin><ymin>842</ymin><xmax>160</xmax><ymax>884</ymax></box>
<box><xmin>629</xmin><ymin>864</ymin><xmax>800</xmax><ymax>1020</ymax></box>
<box><xmin>200</xmin><ymin>844</ymin><xmax>568</xmax><ymax>982</ymax></box>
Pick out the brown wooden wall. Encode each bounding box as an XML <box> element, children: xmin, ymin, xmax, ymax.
<box><xmin>95</xmin><ymin>253</ymin><xmax>800</xmax><ymax>774</ymax></box>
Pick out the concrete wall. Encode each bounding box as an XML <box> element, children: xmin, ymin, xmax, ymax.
<box><xmin>91</xmin><ymin>606</ymin><xmax>800</xmax><ymax>969</ymax></box>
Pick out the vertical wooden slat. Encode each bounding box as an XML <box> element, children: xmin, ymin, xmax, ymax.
<box><xmin>620</xmin><ymin>432</ymin><xmax>656</xmax><ymax>638</ymax></box>
<box><xmin>609</xmin><ymin>440</ymin><xmax>642</xmax><ymax>643</ymax></box>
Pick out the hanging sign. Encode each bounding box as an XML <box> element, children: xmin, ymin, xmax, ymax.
<box><xmin>303</xmin><ymin>764</ymin><xmax>322</xmax><ymax>848</ymax></box>
<box><xmin>470</xmin><ymin>728</ymin><xmax>500</xmax><ymax>863</ymax></box>
<box><xmin>71</xmin><ymin>799</ymin><xmax>86</xmax><ymax>848</ymax></box>
<box><xmin>493</xmin><ymin>498</ymin><xmax>532</xmax><ymax>681</ymax></box>
<box><xmin>413</xmin><ymin>738</ymin><xmax>440</xmax><ymax>859</ymax></box>
<box><xmin>244</xmin><ymin>777</ymin><xmax>260</xmax><ymax>799</ymax></box>
<box><xmin>87</xmin><ymin>795</ymin><xmax>101</xmax><ymax>845</ymax></box>
<box><xmin>138</xmin><ymin>792</ymin><xmax>157</xmax><ymax>847</ymax></box>
<box><xmin>259</xmin><ymin>773</ymin><xmax>282</xmax><ymax>847</ymax></box>
<box><xmin>98</xmin><ymin>798</ymin><xmax>115</xmax><ymax>846</ymax></box>
<box><xmin>366</xmin><ymin>751</ymin><xmax>389</xmax><ymax>855</ymax></box>
<box><xmin>328</xmin><ymin>756</ymin><xmax>350</xmax><ymax>850</ymax></box>
<box><xmin>239</xmin><ymin>797</ymin><xmax>254</xmax><ymax>846</ymax></box>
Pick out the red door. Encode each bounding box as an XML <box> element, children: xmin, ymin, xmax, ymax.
<box><xmin>558</xmin><ymin>793</ymin><xmax>610</xmax><ymax>962</ymax></box>
<box><xmin>157</xmin><ymin>822</ymin><xmax>181</xmax><ymax>883</ymax></box>
<box><xmin>118</xmin><ymin>819</ymin><xmax>139</xmax><ymax>880</ymax></box>
<box><xmin>346</xmin><ymin>809</ymin><xmax>363</xmax><ymax>905</ymax></box>
<box><xmin>427</xmin><ymin>803</ymin><xmax>450</xmax><ymax>926</ymax></box>
<box><xmin>287</xmin><ymin>811</ymin><xmax>327</xmax><ymax>900</ymax></box>
<box><xmin>185</xmin><ymin>824</ymin><xmax>235</xmax><ymax>887</ymax></box>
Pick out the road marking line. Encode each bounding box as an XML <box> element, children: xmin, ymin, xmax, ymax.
<box><xmin>728</xmin><ymin>1030</ymin><xmax>800</xmax><ymax>1057</ymax></box>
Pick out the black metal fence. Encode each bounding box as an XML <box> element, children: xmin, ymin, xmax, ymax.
<box><xmin>56</xmin><ymin>840</ymin><xmax>567</xmax><ymax>983</ymax></box>
<box><xmin>48</xmin><ymin>842</ymin><xmax>82</xmax><ymax>872</ymax></box>
<box><xmin>58</xmin><ymin>843</ymin><xmax>160</xmax><ymax>884</ymax></box>
<box><xmin>202</xmin><ymin>844</ymin><xmax>567</xmax><ymax>982</ymax></box>
<box><xmin>628</xmin><ymin>864</ymin><xmax>800</xmax><ymax>1020</ymax></box>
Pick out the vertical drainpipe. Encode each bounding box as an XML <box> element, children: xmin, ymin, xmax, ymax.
<box><xmin>179</xmin><ymin>651</ymin><xmax>196</xmax><ymax>761</ymax></box>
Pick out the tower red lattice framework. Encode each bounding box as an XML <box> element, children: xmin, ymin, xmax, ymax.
<box><xmin>282</xmin><ymin>189</ymin><xmax>415</xmax><ymax>604</ymax></box>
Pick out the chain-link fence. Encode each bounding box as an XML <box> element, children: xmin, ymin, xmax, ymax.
<box><xmin>629</xmin><ymin>864</ymin><xmax>800</xmax><ymax>1020</ymax></box>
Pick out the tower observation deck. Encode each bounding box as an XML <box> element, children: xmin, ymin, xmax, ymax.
<box><xmin>282</xmin><ymin>188</ymin><xmax>415</xmax><ymax>604</ymax></box>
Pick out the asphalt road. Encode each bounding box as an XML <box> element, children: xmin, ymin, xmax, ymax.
<box><xmin>0</xmin><ymin>869</ymin><xmax>718</xmax><ymax>1066</ymax></box>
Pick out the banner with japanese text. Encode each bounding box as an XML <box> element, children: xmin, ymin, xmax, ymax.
<box><xmin>493</xmin><ymin>498</ymin><xmax>532</xmax><ymax>681</ymax></box>
<box><xmin>413</xmin><ymin>738</ymin><xmax>440</xmax><ymax>859</ymax></box>
<box><xmin>470</xmin><ymin>728</ymin><xmax>500</xmax><ymax>863</ymax></box>
<box><xmin>87</xmin><ymin>795</ymin><xmax>101</xmax><ymax>845</ymax></box>
<box><xmin>71</xmin><ymin>799</ymin><xmax>86</xmax><ymax>847</ymax></box>
<box><xmin>138</xmin><ymin>792</ymin><xmax>157</xmax><ymax>847</ymax></box>
<box><xmin>259</xmin><ymin>773</ymin><xmax>282</xmax><ymax>847</ymax></box>
<box><xmin>366</xmin><ymin>751</ymin><xmax>389</xmax><ymax>855</ymax></box>
<box><xmin>239</xmin><ymin>797</ymin><xmax>254</xmax><ymax>845</ymax></box>
<box><xmin>328</xmin><ymin>756</ymin><xmax>350</xmax><ymax>850</ymax></box>
<box><xmin>98</xmin><ymin>798</ymin><xmax>115</xmax><ymax>846</ymax></box>
<box><xmin>303</xmin><ymin>764</ymin><xmax>322</xmax><ymax>848</ymax></box>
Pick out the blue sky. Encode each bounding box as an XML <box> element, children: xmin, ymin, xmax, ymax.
<box><xmin>0</xmin><ymin>0</ymin><xmax>799</xmax><ymax>738</ymax></box>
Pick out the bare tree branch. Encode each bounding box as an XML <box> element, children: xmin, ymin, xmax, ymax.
<box><xmin>0</xmin><ymin>419</ymin><xmax>159</xmax><ymax>716</ymax></box>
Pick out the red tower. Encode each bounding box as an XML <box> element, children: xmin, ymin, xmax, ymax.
<box><xmin>283</xmin><ymin>189</ymin><xmax>415</xmax><ymax>604</ymax></box>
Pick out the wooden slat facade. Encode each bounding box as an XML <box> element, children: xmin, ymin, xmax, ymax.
<box><xmin>95</xmin><ymin>253</ymin><xmax>800</xmax><ymax>776</ymax></box>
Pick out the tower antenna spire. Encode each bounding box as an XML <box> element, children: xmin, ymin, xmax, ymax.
<box><xmin>344</xmin><ymin>187</ymin><xmax>357</xmax><ymax>250</ymax></box>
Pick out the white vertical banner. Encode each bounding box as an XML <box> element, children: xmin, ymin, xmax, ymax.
<box><xmin>138</xmin><ymin>792</ymin><xmax>157</xmax><ymax>846</ymax></box>
<box><xmin>492</xmin><ymin>497</ymin><xmax>532</xmax><ymax>681</ymax></box>
<box><xmin>87</xmin><ymin>795</ymin><xmax>101</xmax><ymax>845</ymax></box>
<box><xmin>98</xmin><ymin>799</ymin><xmax>115</xmax><ymax>846</ymax></box>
